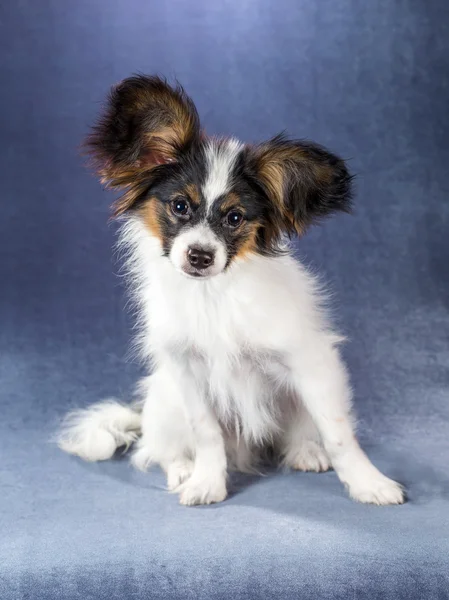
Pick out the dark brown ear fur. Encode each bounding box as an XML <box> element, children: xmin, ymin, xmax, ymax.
<box><xmin>85</xmin><ymin>75</ymin><xmax>200</xmax><ymax>215</ymax></box>
<box><xmin>246</xmin><ymin>134</ymin><xmax>353</xmax><ymax>235</ymax></box>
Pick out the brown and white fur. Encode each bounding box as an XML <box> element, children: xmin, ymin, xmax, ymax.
<box><xmin>58</xmin><ymin>75</ymin><xmax>404</xmax><ymax>506</ymax></box>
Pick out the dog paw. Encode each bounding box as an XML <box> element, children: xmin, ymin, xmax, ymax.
<box><xmin>177</xmin><ymin>475</ymin><xmax>227</xmax><ymax>506</ymax></box>
<box><xmin>285</xmin><ymin>441</ymin><xmax>331</xmax><ymax>473</ymax></box>
<box><xmin>166</xmin><ymin>459</ymin><xmax>194</xmax><ymax>491</ymax></box>
<box><xmin>347</xmin><ymin>474</ymin><xmax>405</xmax><ymax>505</ymax></box>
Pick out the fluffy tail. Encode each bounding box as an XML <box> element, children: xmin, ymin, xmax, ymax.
<box><xmin>57</xmin><ymin>400</ymin><xmax>142</xmax><ymax>461</ymax></box>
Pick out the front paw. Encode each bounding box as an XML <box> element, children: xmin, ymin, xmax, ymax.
<box><xmin>177</xmin><ymin>473</ymin><xmax>227</xmax><ymax>506</ymax></box>
<box><xmin>347</xmin><ymin>473</ymin><xmax>405</xmax><ymax>505</ymax></box>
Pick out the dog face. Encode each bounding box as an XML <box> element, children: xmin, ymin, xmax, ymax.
<box><xmin>87</xmin><ymin>75</ymin><xmax>353</xmax><ymax>279</ymax></box>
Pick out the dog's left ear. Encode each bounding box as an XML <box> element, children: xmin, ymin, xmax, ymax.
<box><xmin>246</xmin><ymin>135</ymin><xmax>353</xmax><ymax>234</ymax></box>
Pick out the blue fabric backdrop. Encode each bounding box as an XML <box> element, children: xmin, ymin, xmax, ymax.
<box><xmin>1</xmin><ymin>1</ymin><xmax>448</xmax><ymax>598</ymax></box>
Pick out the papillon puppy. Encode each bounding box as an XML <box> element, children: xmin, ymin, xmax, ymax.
<box><xmin>58</xmin><ymin>75</ymin><xmax>404</xmax><ymax>506</ymax></box>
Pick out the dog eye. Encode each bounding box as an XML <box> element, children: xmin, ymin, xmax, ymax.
<box><xmin>171</xmin><ymin>198</ymin><xmax>190</xmax><ymax>217</ymax></box>
<box><xmin>225</xmin><ymin>210</ymin><xmax>244</xmax><ymax>228</ymax></box>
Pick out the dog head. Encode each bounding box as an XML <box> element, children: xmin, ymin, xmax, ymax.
<box><xmin>87</xmin><ymin>75</ymin><xmax>353</xmax><ymax>279</ymax></box>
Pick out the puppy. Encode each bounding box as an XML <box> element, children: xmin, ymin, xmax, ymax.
<box><xmin>58</xmin><ymin>75</ymin><xmax>404</xmax><ymax>506</ymax></box>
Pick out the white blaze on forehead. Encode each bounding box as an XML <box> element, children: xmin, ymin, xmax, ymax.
<box><xmin>202</xmin><ymin>138</ymin><xmax>243</xmax><ymax>210</ymax></box>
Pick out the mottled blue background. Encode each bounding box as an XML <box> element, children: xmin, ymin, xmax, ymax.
<box><xmin>1</xmin><ymin>2</ymin><xmax>448</xmax><ymax>598</ymax></box>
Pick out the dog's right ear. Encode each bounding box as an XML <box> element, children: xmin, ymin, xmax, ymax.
<box><xmin>86</xmin><ymin>75</ymin><xmax>200</xmax><ymax>214</ymax></box>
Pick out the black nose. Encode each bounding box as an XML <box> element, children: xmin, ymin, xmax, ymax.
<box><xmin>187</xmin><ymin>247</ymin><xmax>214</xmax><ymax>270</ymax></box>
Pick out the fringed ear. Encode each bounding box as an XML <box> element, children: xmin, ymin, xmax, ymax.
<box><xmin>85</xmin><ymin>75</ymin><xmax>201</xmax><ymax>215</ymax></box>
<box><xmin>247</xmin><ymin>135</ymin><xmax>353</xmax><ymax>235</ymax></box>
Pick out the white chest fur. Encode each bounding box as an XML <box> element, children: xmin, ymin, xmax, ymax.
<box><xmin>121</xmin><ymin>216</ymin><xmax>328</xmax><ymax>441</ymax></box>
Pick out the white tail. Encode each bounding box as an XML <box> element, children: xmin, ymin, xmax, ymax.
<box><xmin>57</xmin><ymin>400</ymin><xmax>142</xmax><ymax>461</ymax></box>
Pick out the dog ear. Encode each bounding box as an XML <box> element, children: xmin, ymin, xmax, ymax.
<box><xmin>247</xmin><ymin>135</ymin><xmax>353</xmax><ymax>235</ymax></box>
<box><xmin>85</xmin><ymin>75</ymin><xmax>200</xmax><ymax>214</ymax></box>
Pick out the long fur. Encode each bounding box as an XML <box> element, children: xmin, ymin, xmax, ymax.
<box><xmin>57</xmin><ymin>75</ymin><xmax>404</xmax><ymax>506</ymax></box>
<box><xmin>58</xmin><ymin>400</ymin><xmax>141</xmax><ymax>461</ymax></box>
<box><xmin>58</xmin><ymin>213</ymin><xmax>404</xmax><ymax>505</ymax></box>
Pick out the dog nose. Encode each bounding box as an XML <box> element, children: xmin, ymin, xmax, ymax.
<box><xmin>187</xmin><ymin>247</ymin><xmax>214</xmax><ymax>270</ymax></box>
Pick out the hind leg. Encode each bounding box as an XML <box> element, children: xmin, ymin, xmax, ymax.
<box><xmin>131</xmin><ymin>370</ymin><xmax>195</xmax><ymax>491</ymax></box>
<box><xmin>281</xmin><ymin>402</ymin><xmax>331</xmax><ymax>473</ymax></box>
